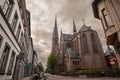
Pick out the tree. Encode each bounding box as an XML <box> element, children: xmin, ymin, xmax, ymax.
<box><xmin>47</xmin><ymin>52</ymin><xmax>57</xmax><ymax>74</ymax></box>
<box><xmin>38</xmin><ymin>62</ymin><xmax>44</xmax><ymax>72</ymax></box>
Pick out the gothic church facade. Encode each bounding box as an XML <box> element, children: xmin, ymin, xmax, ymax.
<box><xmin>52</xmin><ymin>18</ymin><xmax>106</xmax><ymax>71</ymax></box>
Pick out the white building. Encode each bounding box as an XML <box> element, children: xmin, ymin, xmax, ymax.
<box><xmin>0</xmin><ymin>0</ymin><xmax>27</xmax><ymax>79</ymax></box>
<box><xmin>27</xmin><ymin>37</ymin><xmax>34</xmax><ymax>75</ymax></box>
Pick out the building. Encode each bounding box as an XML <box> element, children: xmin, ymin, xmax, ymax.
<box><xmin>27</xmin><ymin>37</ymin><xmax>34</xmax><ymax>76</ymax></box>
<box><xmin>0</xmin><ymin>0</ymin><xmax>34</xmax><ymax>80</ymax></box>
<box><xmin>52</xmin><ymin>18</ymin><xmax>106</xmax><ymax>71</ymax></box>
<box><xmin>92</xmin><ymin>0</ymin><xmax>120</xmax><ymax>67</ymax></box>
<box><xmin>32</xmin><ymin>50</ymin><xmax>38</xmax><ymax>74</ymax></box>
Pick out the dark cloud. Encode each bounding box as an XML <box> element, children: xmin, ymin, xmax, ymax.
<box><xmin>26</xmin><ymin>0</ymin><xmax>107</xmax><ymax>68</ymax></box>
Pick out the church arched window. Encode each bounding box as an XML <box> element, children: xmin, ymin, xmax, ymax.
<box><xmin>91</xmin><ymin>33</ymin><xmax>98</xmax><ymax>53</ymax></box>
<box><xmin>55</xmin><ymin>39</ymin><xmax>58</xmax><ymax>45</ymax></box>
<box><xmin>82</xmin><ymin>34</ymin><xmax>89</xmax><ymax>53</ymax></box>
<box><xmin>66</xmin><ymin>43</ymin><xmax>72</xmax><ymax>51</ymax></box>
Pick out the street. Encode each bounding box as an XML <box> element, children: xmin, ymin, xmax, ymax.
<box><xmin>21</xmin><ymin>74</ymin><xmax>120</xmax><ymax>80</ymax></box>
<box><xmin>46</xmin><ymin>75</ymin><xmax>119</xmax><ymax>80</ymax></box>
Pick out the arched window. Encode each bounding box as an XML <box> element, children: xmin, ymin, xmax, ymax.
<box><xmin>82</xmin><ymin>34</ymin><xmax>89</xmax><ymax>53</ymax></box>
<box><xmin>91</xmin><ymin>33</ymin><xmax>98</xmax><ymax>53</ymax></box>
<box><xmin>66</xmin><ymin>43</ymin><xmax>72</xmax><ymax>51</ymax></box>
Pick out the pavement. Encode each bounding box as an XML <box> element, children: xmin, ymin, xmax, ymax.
<box><xmin>47</xmin><ymin>75</ymin><xmax>120</xmax><ymax>80</ymax></box>
<box><xmin>21</xmin><ymin>74</ymin><xmax>120</xmax><ymax>80</ymax></box>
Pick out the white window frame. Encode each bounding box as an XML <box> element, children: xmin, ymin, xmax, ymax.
<box><xmin>0</xmin><ymin>43</ymin><xmax>11</xmax><ymax>70</ymax></box>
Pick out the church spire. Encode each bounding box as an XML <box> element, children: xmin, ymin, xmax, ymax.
<box><xmin>53</xmin><ymin>16</ymin><xmax>58</xmax><ymax>38</ymax></box>
<box><xmin>73</xmin><ymin>18</ymin><xmax>77</xmax><ymax>34</ymax></box>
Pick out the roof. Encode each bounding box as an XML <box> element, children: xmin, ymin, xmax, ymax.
<box><xmin>73</xmin><ymin>19</ymin><xmax>77</xmax><ymax>33</ymax></box>
<box><xmin>53</xmin><ymin>17</ymin><xmax>58</xmax><ymax>38</ymax></box>
<box><xmin>78</xmin><ymin>24</ymin><xmax>93</xmax><ymax>32</ymax></box>
<box><xmin>69</xmin><ymin>51</ymin><xmax>80</xmax><ymax>58</ymax></box>
<box><xmin>63</xmin><ymin>34</ymin><xmax>74</xmax><ymax>40</ymax></box>
<box><xmin>92</xmin><ymin>0</ymin><xmax>101</xmax><ymax>19</ymax></box>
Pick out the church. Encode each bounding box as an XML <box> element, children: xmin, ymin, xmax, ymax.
<box><xmin>51</xmin><ymin>18</ymin><xmax>106</xmax><ymax>71</ymax></box>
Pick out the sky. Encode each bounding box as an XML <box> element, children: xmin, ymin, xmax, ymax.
<box><xmin>26</xmin><ymin>0</ymin><xmax>108</xmax><ymax>68</ymax></box>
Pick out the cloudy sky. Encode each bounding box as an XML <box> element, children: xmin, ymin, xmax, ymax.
<box><xmin>26</xmin><ymin>0</ymin><xmax>107</xmax><ymax>68</ymax></box>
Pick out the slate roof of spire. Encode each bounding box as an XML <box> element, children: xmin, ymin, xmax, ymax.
<box><xmin>53</xmin><ymin>17</ymin><xmax>58</xmax><ymax>38</ymax></box>
<box><xmin>73</xmin><ymin>19</ymin><xmax>77</xmax><ymax>33</ymax></box>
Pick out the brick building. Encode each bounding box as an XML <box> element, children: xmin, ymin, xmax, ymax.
<box><xmin>52</xmin><ymin>18</ymin><xmax>106</xmax><ymax>71</ymax></box>
<box><xmin>92</xmin><ymin>0</ymin><xmax>120</xmax><ymax>67</ymax></box>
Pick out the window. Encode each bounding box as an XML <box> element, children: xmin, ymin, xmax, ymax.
<box><xmin>16</xmin><ymin>24</ymin><xmax>21</xmax><ymax>40</ymax></box>
<box><xmin>8</xmin><ymin>51</ymin><xmax>15</xmax><ymax>73</ymax></box>
<box><xmin>55</xmin><ymin>39</ymin><xmax>58</xmax><ymax>45</ymax></box>
<box><xmin>110</xmin><ymin>0</ymin><xmax>120</xmax><ymax>21</ymax></box>
<box><xmin>82</xmin><ymin>34</ymin><xmax>89</xmax><ymax>53</ymax></box>
<box><xmin>19</xmin><ymin>32</ymin><xmax>23</xmax><ymax>47</ymax></box>
<box><xmin>2</xmin><ymin>0</ymin><xmax>14</xmax><ymax>19</ymax></box>
<box><xmin>0</xmin><ymin>43</ymin><xmax>10</xmax><ymax>70</ymax></box>
<box><xmin>102</xmin><ymin>9</ymin><xmax>112</xmax><ymax>27</ymax></box>
<box><xmin>11</xmin><ymin>12</ymin><xmax>18</xmax><ymax>33</ymax></box>
<box><xmin>91</xmin><ymin>34</ymin><xmax>98</xmax><ymax>53</ymax></box>
<box><xmin>73</xmin><ymin>61</ymin><xmax>79</xmax><ymax>65</ymax></box>
<box><xmin>20</xmin><ymin>7</ymin><xmax>22</xmax><ymax>15</ymax></box>
<box><xmin>0</xmin><ymin>35</ymin><xmax>3</xmax><ymax>48</ymax></box>
<box><xmin>77</xmin><ymin>38</ymin><xmax>79</xmax><ymax>52</ymax></box>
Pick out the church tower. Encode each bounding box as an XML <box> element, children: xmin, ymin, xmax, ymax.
<box><xmin>52</xmin><ymin>17</ymin><xmax>59</xmax><ymax>58</ymax></box>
